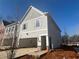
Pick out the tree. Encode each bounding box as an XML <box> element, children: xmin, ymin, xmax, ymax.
<box><xmin>69</xmin><ymin>35</ymin><xmax>79</xmax><ymax>42</ymax></box>
<box><xmin>62</xmin><ymin>32</ymin><xmax>69</xmax><ymax>44</ymax></box>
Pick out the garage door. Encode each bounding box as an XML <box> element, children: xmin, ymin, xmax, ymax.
<box><xmin>19</xmin><ymin>38</ymin><xmax>37</xmax><ymax>48</ymax></box>
<box><xmin>3</xmin><ymin>39</ymin><xmax>13</xmax><ymax>46</ymax></box>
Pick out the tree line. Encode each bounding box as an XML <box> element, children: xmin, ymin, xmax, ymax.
<box><xmin>62</xmin><ymin>33</ymin><xmax>79</xmax><ymax>44</ymax></box>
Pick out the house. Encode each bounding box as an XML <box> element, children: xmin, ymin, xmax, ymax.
<box><xmin>17</xmin><ymin>6</ymin><xmax>61</xmax><ymax>50</ymax></box>
<box><xmin>0</xmin><ymin>20</ymin><xmax>10</xmax><ymax>46</ymax></box>
<box><xmin>3</xmin><ymin>22</ymin><xmax>19</xmax><ymax>47</ymax></box>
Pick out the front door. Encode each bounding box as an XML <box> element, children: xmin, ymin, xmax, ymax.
<box><xmin>41</xmin><ymin>36</ymin><xmax>46</xmax><ymax>50</ymax></box>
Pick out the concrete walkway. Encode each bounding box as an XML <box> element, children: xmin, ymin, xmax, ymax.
<box><xmin>16</xmin><ymin>50</ymin><xmax>48</xmax><ymax>59</ymax></box>
<box><xmin>0</xmin><ymin>48</ymin><xmax>38</xmax><ymax>59</ymax></box>
<box><xmin>14</xmin><ymin>48</ymin><xmax>38</xmax><ymax>58</ymax></box>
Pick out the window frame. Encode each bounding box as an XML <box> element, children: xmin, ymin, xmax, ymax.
<box><xmin>36</xmin><ymin>20</ymin><xmax>40</xmax><ymax>27</ymax></box>
<box><xmin>23</xmin><ymin>23</ymin><xmax>27</xmax><ymax>30</ymax></box>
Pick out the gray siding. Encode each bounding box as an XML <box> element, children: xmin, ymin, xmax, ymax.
<box><xmin>19</xmin><ymin>38</ymin><xmax>37</xmax><ymax>48</ymax></box>
<box><xmin>47</xmin><ymin>15</ymin><xmax>61</xmax><ymax>48</ymax></box>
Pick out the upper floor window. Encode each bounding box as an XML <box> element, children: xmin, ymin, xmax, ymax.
<box><xmin>23</xmin><ymin>24</ymin><xmax>26</xmax><ymax>30</ymax></box>
<box><xmin>9</xmin><ymin>28</ymin><xmax>11</xmax><ymax>32</ymax></box>
<box><xmin>12</xmin><ymin>26</ymin><xmax>14</xmax><ymax>31</ymax></box>
<box><xmin>36</xmin><ymin>20</ymin><xmax>40</xmax><ymax>27</ymax></box>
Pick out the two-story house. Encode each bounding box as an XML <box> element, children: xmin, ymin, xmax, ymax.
<box><xmin>17</xmin><ymin>6</ymin><xmax>61</xmax><ymax>50</ymax></box>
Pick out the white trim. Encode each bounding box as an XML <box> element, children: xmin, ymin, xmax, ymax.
<box><xmin>46</xmin><ymin>35</ymin><xmax>49</xmax><ymax>47</ymax></box>
<box><xmin>20</xmin><ymin>6</ymin><xmax>32</xmax><ymax>23</ymax></box>
<box><xmin>37</xmin><ymin>36</ymin><xmax>41</xmax><ymax>46</ymax></box>
<box><xmin>31</xmin><ymin>6</ymin><xmax>44</xmax><ymax>14</ymax></box>
<box><xmin>39</xmin><ymin>34</ymin><xmax>48</xmax><ymax>37</ymax></box>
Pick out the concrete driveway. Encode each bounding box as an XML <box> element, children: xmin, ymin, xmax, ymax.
<box><xmin>0</xmin><ymin>48</ymin><xmax>38</xmax><ymax>59</ymax></box>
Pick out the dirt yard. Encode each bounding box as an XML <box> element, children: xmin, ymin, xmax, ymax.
<box><xmin>16</xmin><ymin>46</ymin><xmax>79</xmax><ymax>59</ymax></box>
<box><xmin>40</xmin><ymin>46</ymin><xmax>78</xmax><ymax>59</ymax></box>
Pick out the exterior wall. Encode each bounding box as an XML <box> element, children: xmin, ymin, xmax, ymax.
<box><xmin>18</xmin><ymin>15</ymin><xmax>48</xmax><ymax>48</ymax></box>
<box><xmin>47</xmin><ymin>15</ymin><xmax>61</xmax><ymax>48</ymax></box>
<box><xmin>19</xmin><ymin>15</ymin><xmax>48</xmax><ymax>38</ymax></box>
<box><xmin>0</xmin><ymin>23</ymin><xmax>5</xmax><ymax>46</ymax></box>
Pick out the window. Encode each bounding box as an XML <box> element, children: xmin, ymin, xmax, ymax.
<box><xmin>36</xmin><ymin>20</ymin><xmax>40</xmax><ymax>27</ymax></box>
<box><xmin>9</xmin><ymin>28</ymin><xmax>11</xmax><ymax>32</ymax></box>
<box><xmin>23</xmin><ymin>24</ymin><xmax>26</xmax><ymax>30</ymax></box>
<box><xmin>12</xmin><ymin>26</ymin><xmax>14</xmax><ymax>31</ymax></box>
<box><xmin>6</xmin><ymin>28</ymin><xmax>8</xmax><ymax>33</ymax></box>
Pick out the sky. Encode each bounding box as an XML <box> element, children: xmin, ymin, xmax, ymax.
<box><xmin>0</xmin><ymin>0</ymin><xmax>79</xmax><ymax>36</ymax></box>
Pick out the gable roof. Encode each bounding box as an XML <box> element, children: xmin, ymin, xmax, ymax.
<box><xmin>19</xmin><ymin>5</ymin><xmax>61</xmax><ymax>32</ymax></box>
<box><xmin>20</xmin><ymin>6</ymin><xmax>45</xmax><ymax>23</ymax></box>
<box><xmin>2</xmin><ymin>20</ymin><xmax>11</xmax><ymax>26</ymax></box>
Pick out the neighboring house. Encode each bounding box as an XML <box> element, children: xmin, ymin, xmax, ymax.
<box><xmin>0</xmin><ymin>20</ymin><xmax>10</xmax><ymax>46</ymax></box>
<box><xmin>3</xmin><ymin>22</ymin><xmax>19</xmax><ymax>46</ymax></box>
<box><xmin>17</xmin><ymin>6</ymin><xmax>61</xmax><ymax>50</ymax></box>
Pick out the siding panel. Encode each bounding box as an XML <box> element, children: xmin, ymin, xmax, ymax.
<box><xmin>19</xmin><ymin>38</ymin><xmax>37</xmax><ymax>48</ymax></box>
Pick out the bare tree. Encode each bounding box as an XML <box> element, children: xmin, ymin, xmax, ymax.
<box><xmin>62</xmin><ymin>32</ymin><xmax>69</xmax><ymax>44</ymax></box>
<box><xmin>9</xmin><ymin>22</ymin><xmax>18</xmax><ymax>59</ymax></box>
<box><xmin>9</xmin><ymin>2</ymin><xmax>20</xmax><ymax>59</ymax></box>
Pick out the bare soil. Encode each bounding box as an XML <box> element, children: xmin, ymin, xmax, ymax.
<box><xmin>15</xmin><ymin>46</ymin><xmax>79</xmax><ymax>59</ymax></box>
<box><xmin>40</xmin><ymin>46</ymin><xmax>78</xmax><ymax>59</ymax></box>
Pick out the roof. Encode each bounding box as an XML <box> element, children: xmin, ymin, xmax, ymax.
<box><xmin>20</xmin><ymin>5</ymin><xmax>45</xmax><ymax>23</ymax></box>
<box><xmin>19</xmin><ymin>5</ymin><xmax>61</xmax><ymax>32</ymax></box>
<box><xmin>3</xmin><ymin>20</ymin><xmax>11</xmax><ymax>26</ymax></box>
